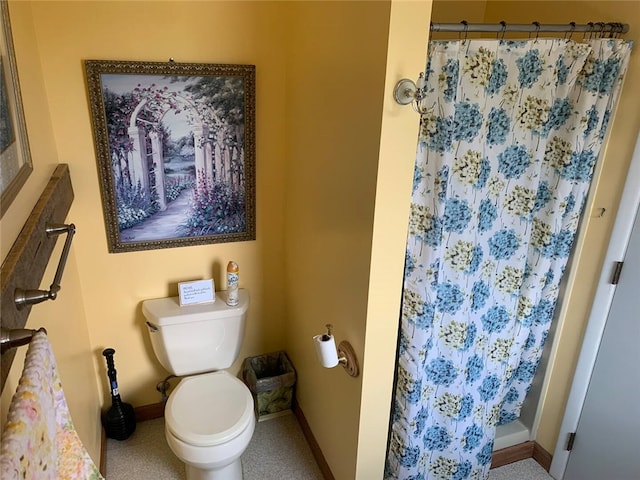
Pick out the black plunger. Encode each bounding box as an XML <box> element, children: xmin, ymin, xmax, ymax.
<box><xmin>102</xmin><ymin>348</ymin><xmax>136</xmax><ymax>440</ymax></box>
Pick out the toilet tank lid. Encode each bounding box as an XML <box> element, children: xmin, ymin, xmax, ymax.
<box><xmin>142</xmin><ymin>289</ymin><xmax>248</xmax><ymax>326</ymax></box>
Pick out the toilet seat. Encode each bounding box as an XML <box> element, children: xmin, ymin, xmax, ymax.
<box><xmin>165</xmin><ymin>370</ymin><xmax>254</xmax><ymax>447</ymax></box>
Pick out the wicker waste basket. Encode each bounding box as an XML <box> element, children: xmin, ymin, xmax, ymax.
<box><xmin>242</xmin><ymin>351</ymin><xmax>296</xmax><ymax>421</ymax></box>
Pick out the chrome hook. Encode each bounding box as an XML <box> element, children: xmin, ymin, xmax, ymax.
<box><xmin>533</xmin><ymin>21</ymin><xmax>541</xmax><ymax>41</ymax></box>
<box><xmin>499</xmin><ymin>21</ymin><xmax>507</xmax><ymax>41</ymax></box>
<box><xmin>584</xmin><ymin>22</ymin><xmax>594</xmax><ymax>41</ymax></box>
<box><xmin>565</xmin><ymin>21</ymin><xmax>576</xmax><ymax>41</ymax></box>
<box><xmin>393</xmin><ymin>72</ymin><xmax>428</xmax><ymax>114</ymax></box>
<box><xmin>459</xmin><ymin>20</ymin><xmax>469</xmax><ymax>42</ymax></box>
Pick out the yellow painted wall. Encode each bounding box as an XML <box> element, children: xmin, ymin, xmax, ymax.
<box><xmin>0</xmin><ymin>2</ymin><xmax>102</xmax><ymax>464</ymax></box>
<box><xmin>283</xmin><ymin>3</ymin><xmax>391</xmax><ymax>478</ymax></box>
<box><xmin>0</xmin><ymin>246</ymin><xmax>102</xmax><ymax>463</ymax></box>
<box><xmin>431</xmin><ymin>0</ymin><xmax>487</xmax><ymax>31</ymax></box>
<box><xmin>25</xmin><ymin>0</ymin><xmax>290</xmax><ymax>410</ymax></box>
<box><xmin>354</xmin><ymin>2</ymin><xmax>432</xmax><ymax>478</ymax></box>
<box><xmin>1</xmin><ymin>1</ymin><xmax>59</xmax><ymax>259</ymax></box>
<box><xmin>480</xmin><ymin>0</ymin><xmax>640</xmax><ymax>453</ymax></box>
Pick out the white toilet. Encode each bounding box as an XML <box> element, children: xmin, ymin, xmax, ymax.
<box><xmin>142</xmin><ymin>289</ymin><xmax>255</xmax><ymax>480</ymax></box>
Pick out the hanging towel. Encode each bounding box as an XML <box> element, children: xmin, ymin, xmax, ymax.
<box><xmin>0</xmin><ymin>331</ymin><xmax>103</xmax><ymax>480</ymax></box>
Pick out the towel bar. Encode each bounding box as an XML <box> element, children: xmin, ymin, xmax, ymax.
<box><xmin>14</xmin><ymin>223</ymin><xmax>75</xmax><ymax>309</ymax></box>
<box><xmin>0</xmin><ymin>164</ymin><xmax>73</xmax><ymax>391</ymax></box>
<box><xmin>0</xmin><ymin>327</ymin><xmax>47</xmax><ymax>354</ymax></box>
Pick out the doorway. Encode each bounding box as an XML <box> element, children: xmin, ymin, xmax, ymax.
<box><xmin>550</xmin><ymin>134</ymin><xmax>640</xmax><ymax>479</ymax></box>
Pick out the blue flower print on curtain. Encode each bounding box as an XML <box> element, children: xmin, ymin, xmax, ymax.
<box><xmin>515</xmin><ymin>49</ymin><xmax>543</xmax><ymax>87</ymax></box>
<box><xmin>385</xmin><ymin>38</ymin><xmax>632</xmax><ymax>480</ymax></box>
<box><xmin>453</xmin><ymin>102</ymin><xmax>483</xmax><ymax>141</ymax></box>
<box><xmin>487</xmin><ymin>108</ymin><xmax>510</xmax><ymax>146</ymax></box>
<box><xmin>443</xmin><ymin>199</ymin><xmax>472</xmax><ymax>233</ymax></box>
<box><xmin>497</xmin><ymin>145</ymin><xmax>531</xmax><ymax>179</ymax></box>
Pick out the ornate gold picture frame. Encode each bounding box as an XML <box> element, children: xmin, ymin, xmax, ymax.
<box><xmin>85</xmin><ymin>59</ymin><xmax>255</xmax><ymax>253</ymax></box>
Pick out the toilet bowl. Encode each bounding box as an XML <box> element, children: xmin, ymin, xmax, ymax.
<box><xmin>164</xmin><ymin>370</ymin><xmax>255</xmax><ymax>480</ymax></box>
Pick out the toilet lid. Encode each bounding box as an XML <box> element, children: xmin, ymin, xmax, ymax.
<box><xmin>165</xmin><ymin>371</ymin><xmax>254</xmax><ymax>447</ymax></box>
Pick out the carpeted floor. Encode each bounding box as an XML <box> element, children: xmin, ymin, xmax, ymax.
<box><xmin>489</xmin><ymin>458</ymin><xmax>554</xmax><ymax>480</ymax></box>
<box><xmin>105</xmin><ymin>413</ymin><xmax>323</xmax><ymax>480</ymax></box>
<box><xmin>106</xmin><ymin>413</ymin><xmax>553</xmax><ymax>479</ymax></box>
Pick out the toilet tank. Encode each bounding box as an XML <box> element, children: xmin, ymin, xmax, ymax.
<box><xmin>142</xmin><ymin>289</ymin><xmax>249</xmax><ymax>376</ymax></box>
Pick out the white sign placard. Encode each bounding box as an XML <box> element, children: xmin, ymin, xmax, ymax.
<box><xmin>178</xmin><ymin>279</ymin><xmax>215</xmax><ymax>306</ymax></box>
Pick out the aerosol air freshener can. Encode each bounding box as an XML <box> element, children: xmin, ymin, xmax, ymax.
<box><xmin>226</xmin><ymin>261</ymin><xmax>239</xmax><ymax>306</ymax></box>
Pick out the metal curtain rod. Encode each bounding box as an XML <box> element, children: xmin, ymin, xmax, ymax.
<box><xmin>431</xmin><ymin>21</ymin><xmax>629</xmax><ymax>34</ymax></box>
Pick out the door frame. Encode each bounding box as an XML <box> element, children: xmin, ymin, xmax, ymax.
<box><xmin>550</xmin><ymin>132</ymin><xmax>640</xmax><ymax>479</ymax></box>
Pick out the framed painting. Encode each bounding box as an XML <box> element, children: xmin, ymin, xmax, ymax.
<box><xmin>1</xmin><ymin>1</ymin><xmax>33</xmax><ymax>217</ymax></box>
<box><xmin>84</xmin><ymin>59</ymin><xmax>255</xmax><ymax>253</ymax></box>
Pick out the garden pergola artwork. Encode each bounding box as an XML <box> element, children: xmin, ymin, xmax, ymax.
<box><xmin>85</xmin><ymin>61</ymin><xmax>255</xmax><ymax>252</ymax></box>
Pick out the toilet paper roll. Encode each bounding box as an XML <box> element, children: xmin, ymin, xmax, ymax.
<box><xmin>313</xmin><ymin>334</ymin><xmax>339</xmax><ymax>368</ymax></box>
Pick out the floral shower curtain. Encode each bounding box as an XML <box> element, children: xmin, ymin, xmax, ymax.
<box><xmin>386</xmin><ymin>38</ymin><xmax>632</xmax><ymax>480</ymax></box>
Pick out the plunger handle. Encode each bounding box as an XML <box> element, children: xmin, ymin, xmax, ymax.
<box><xmin>102</xmin><ymin>348</ymin><xmax>119</xmax><ymax>397</ymax></box>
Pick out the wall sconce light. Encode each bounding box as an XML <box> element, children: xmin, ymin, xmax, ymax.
<box><xmin>393</xmin><ymin>72</ymin><xmax>427</xmax><ymax>114</ymax></box>
<box><xmin>313</xmin><ymin>324</ymin><xmax>359</xmax><ymax>377</ymax></box>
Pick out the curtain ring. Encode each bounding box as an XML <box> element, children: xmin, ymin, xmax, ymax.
<box><xmin>612</xmin><ymin>23</ymin><xmax>619</xmax><ymax>39</ymax></box>
<box><xmin>533</xmin><ymin>21</ymin><xmax>541</xmax><ymax>42</ymax></box>
<box><xmin>564</xmin><ymin>21</ymin><xmax>576</xmax><ymax>40</ymax></box>
<box><xmin>499</xmin><ymin>20</ymin><xmax>507</xmax><ymax>41</ymax></box>
<box><xmin>584</xmin><ymin>22</ymin><xmax>594</xmax><ymax>41</ymax></box>
<box><xmin>460</xmin><ymin>20</ymin><xmax>469</xmax><ymax>42</ymax></box>
<box><xmin>596</xmin><ymin>22</ymin><xmax>605</xmax><ymax>39</ymax></box>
